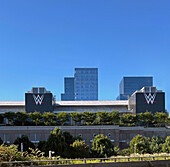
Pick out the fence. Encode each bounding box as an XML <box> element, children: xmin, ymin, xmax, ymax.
<box><xmin>1</xmin><ymin>155</ymin><xmax>170</xmax><ymax>166</ymax></box>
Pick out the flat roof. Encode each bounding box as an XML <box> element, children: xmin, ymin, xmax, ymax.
<box><xmin>55</xmin><ymin>100</ymin><xmax>128</xmax><ymax>106</ymax></box>
<box><xmin>0</xmin><ymin>101</ymin><xmax>25</xmax><ymax>106</ymax></box>
<box><xmin>0</xmin><ymin>100</ymin><xmax>128</xmax><ymax>107</ymax></box>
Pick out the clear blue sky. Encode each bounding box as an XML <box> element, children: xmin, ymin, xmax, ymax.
<box><xmin>0</xmin><ymin>0</ymin><xmax>170</xmax><ymax>112</ymax></box>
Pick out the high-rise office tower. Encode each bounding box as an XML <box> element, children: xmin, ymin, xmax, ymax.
<box><xmin>61</xmin><ymin>68</ymin><xmax>98</xmax><ymax>101</ymax></box>
<box><xmin>61</xmin><ymin>77</ymin><xmax>74</xmax><ymax>101</ymax></box>
<box><xmin>74</xmin><ymin>68</ymin><xmax>98</xmax><ymax>101</ymax></box>
<box><xmin>117</xmin><ymin>76</ymin><xmax>153</xmax><ymax>100</ymax></box>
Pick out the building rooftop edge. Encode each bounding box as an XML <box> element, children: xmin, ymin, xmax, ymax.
<box><xmin>0</xmin><ymin>100</ymin><xmax>128</xmax><ymax>106</ymax></box>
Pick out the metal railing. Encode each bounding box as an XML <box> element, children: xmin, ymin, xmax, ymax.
<box><xmin>0</xmin><ymin>155</ymin><xmax>170</xmax><ymax>166</ymax></box>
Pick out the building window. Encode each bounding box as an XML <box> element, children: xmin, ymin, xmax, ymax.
<box><xmin>108</xmin><ymin>133</ymin><xmax>111</xmax><ymax>137</ymax></box>
<box><xmin>93</xmin><ymin>133</ymin><xmax>96</xmax><ymax>137</ymax></box>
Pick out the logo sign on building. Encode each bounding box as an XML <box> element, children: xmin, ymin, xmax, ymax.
<box><xmin>33</xmin><ymin>95</ymin><xmax>44</xmax><ymax>105</ymax></box>
<box><xmin>144</xmin><ymin>87</ymin><xmax>156</xmax><ymax>104</ymax></box>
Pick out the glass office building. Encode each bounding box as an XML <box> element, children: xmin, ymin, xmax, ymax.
<box><xmin>74</xmin><ymin>68</ymin><xmax>98</xmax><ymax>101</ymax></box>
<box><xmin>61</xmin><ymin>68</ymin><xmax>98</xmax><ymax>101</ymax></box>
<box><xmin>61</xmin><ymin>77</ymin><xmax>75</xmax><ymax>101</ymax></box>
<box><xmin>117</xmin><ymin>77</ymin><xmax>153</xmax><ymax>100</ymax></box>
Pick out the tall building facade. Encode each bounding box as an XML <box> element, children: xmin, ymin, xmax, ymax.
<box><xmin>74</xmin><ymin>68</ymin><xmax>98</xmax><ymax>101</ymax></box>
<box><xmin>61</xmin><ymin>68</ymin><xmax>98</xmax><ymax>101</ymax></box>
<box><xmin>61</xmin><ymin>77</ymin><xmax>74</xmax><ymax>101</ymax></box>
<box><xmin>117</xmin><ymin>77</ymin><xmax>153</xmax><ymax>100</ymax></box>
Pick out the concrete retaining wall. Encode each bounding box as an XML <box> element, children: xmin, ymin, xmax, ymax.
<box><xmin>1</xmin><ymin>126</ymin><xmax>170</xmax><ymax>149</ymax></box>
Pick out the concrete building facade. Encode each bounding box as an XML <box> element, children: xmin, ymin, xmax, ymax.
<box><xmin>0</xmin><ymin>126</ymin><xmax>170</xmax><ymax>149</ymax></box>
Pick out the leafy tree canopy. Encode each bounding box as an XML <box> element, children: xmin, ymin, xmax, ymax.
<box><xmin>139</xmin><ymin>111</ymin><xmax>154</xmax><ymax>127</ymax></box>
<box><xmin>129</xmin><ymin>135</ymin><xmax>151</xmax><ymax>154</ymax></box>
<box><xmin>154</xmin><ymin>112</ymin><xmax>167</xmax><ymax>127</ymax></box>
<box><xmin>46</xmin><ymin>127</ymin><xmax>73</xmax><ymax>157</ymax></box>
<box><xmin>120</xmin><ymin>114</ymin><xmax>136</xmax><ymax>126</ymax></box>
<box><xmin>0</xmin><ymin>137</ymin><xmax>3</xmax><ymax>145</ymax></box>
<box><xmin>15</xmin><ymin>111</ymin><xmax>29</xmax><ymax>126</ymax></box>
<box><xmin>71</xmin><ymin>140</ymin><xmax>90</xmax><ymax>158</ymax></box>
<box><xmin>14</xmin><ymin>135</ymin><xmax>35</xmax><ymax>152</ymax></box>
<box><xmin>0</xmin><ymin>145</ymin><xmax>29</xmax><ymax>161</ymax></box>
<box><xmin>29</xmin><ymin>111</ymin><xmax>42</xmax><ymax>126</ymax></box>
<box><xmin>96</xmin><ymin>111</ymin><xmax>110</xmax><ymax>125</ymax></box>
<box><xmin>108</xmin><ymin>111</ymin><xmax>120</xmax><ymax>125</ymax></box>
<box><xmin>91</xmin><ymin>134</ymin><xmax>115</xmax><ymax>158</ymax></box>
<box><xmin>83</xmin><ymin>112</ymin><xmax>96</xmax><ymax>125</ymax></box>
<box><xmin>4</xmin><ymin>112</ymin><xmax>16</xmax><ymax>125</ymax></box>
<box><xmin>57</xmin><ymin>112</ymin><xmax>69</xmax><ymax>126</ymax></box>
<box><xmin>70</xmin><ymin>112</ymin><xmax>82</xmax><ymax>124</ymax></box>
<box><xmin>149</xmin><ymin>136</ymin><xmax>165</xmax><ymax>153</ymax></box>
<box><xmin>162</xmin><ymin>136</ymin><xmax>170</xmax><ymax>153</ymax></box>
<box><xmin>43</xmin><ymin>112</ymin><xmax>56</xmax><ymax>126</ymax></box>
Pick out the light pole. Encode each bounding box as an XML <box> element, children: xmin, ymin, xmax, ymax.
<box><xmin>49</xmin><ymin>151</ymin><xmax>55</xmax><ymax>159</ymax></box>
<box><xmin>134</xmin><ymin>141</ymin><xmax>143</xmax><ymax>154</ymax></box>
<box><xmin>21</xmin><ymin>143</ymin><xmax>23</xmax><ymax>152</ymax></box>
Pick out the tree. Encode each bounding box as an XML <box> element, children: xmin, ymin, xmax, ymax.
<box><xmin>0</xmin><ymin>145</ymin><xmax>29</xmax><ymax>161</ymax></box>
<box><xmin>14</xmin><ymin>135</ymin><xmax>35</xmax><ymax>152</ymax></box>
<box><xmin>154</xmin><ymin>112</ymin><xmax>167</xmax><ymax>127</ymax></box>
<box><xmin>45</xmin><ymin>127</ymin><xmax>66</xmax><ymax>157</ymax></box>
<box><xmin>29</xmin><ymin>111</ymin><xmax>42</xmax><ymax>126</ymax></box>
<box><xmin>0</xmin><ymin>137</ymin><xmax>3</xmax><ymax>145</ymax></box>
<box><xmin>62</xmin><ymin>131</ymin><xmax>73</xmax><ymax>158</ymax></box>
<box><xmin>108</xmin><ymin>111</ymin><xmax>120</xmax><ymax>125</ymax></box>
<box><xmin>162</xmin><ymin>136</ymin><xmax>170</xmax><ymax>153</ymax></box>
<box><xmin>91</xmin><ymin>134</ymin><xmax>115</xmax><ymax>158</ymax></box>
<box><xmin>38</xmin><ymin>141</ymin><xmax>47</xmax><ymax>153</ymax></box>
<box><xmin>166</xmin><ymin>117</ymin><xmax>170</xmax><ymax>125</ymax></box>
<box><xmin>139</xmin><ymin>111</ymin><xmax>154</xmax><ymax>127</ymax></box>
<box><xmin>149</xmin><ymin>136</ymin><xmax>165</xmax><ymax>153</ymax></box>
<box><xmin>43</xmin><ymin>112</ymin><xmax>56</xmax><ymax>126</ymax></box>
<box><xmin>119</xmin><ymin>148</ymin><xmax>130</xmax><ymax>156</ymax></box>
<box><xmin>70</xmin><ymin>112</ymin><xmax>82</xmax><ymax>125</ymax></box>
<box><xmin>15</xmin><ymin>111</ymin><xmax>29</xmax><ymax>126</ymax></box>
<box><xmin>129</xmin><ymin>135</ymin><xmax>150</xmax><ymax>154</ymax></box>
<box><xmin>120</xmin><ymin>114</ymin><xmax>136</xmax><ymax>126</ymax></box>
<box><xmin>63</xmin><ymin>131</ymin><xmax>73</xmax><ymax>146</ymax></box>
<box><xmin>73</xmin><ymin>135</ymin><xmax>83</xmax><ymax>142</ymax></box>
<box><xmin>96</xmin><ymin>111</ymin><xmax>110</xmax><ymax>125</ymax></box>
<box><xmin>4</xmin><ymin>112</ymin><xmax>16</xmax><ymax>125</ymax></box>
<box><xmin>71</xmin><ymin>140</ymin><xmax>90</xmax><ymax>158</ymax></box>
<box><xmin>82</xmin><ymin>112</ymin><xmax>96</xmax><ymax>125</ymax></box>
<box><xmin>57</xmin><ymin>112</ymin><xmax>69</xmax><ymax>126</ymax></box>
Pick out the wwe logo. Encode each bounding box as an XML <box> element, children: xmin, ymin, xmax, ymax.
<box><xmin>144</xmin><ymin>88</ymin><xmax>156</xmax><ymax>104</ymax></box>
<box><xmin>33</xmin><ymin>95</ymin><xmax>44</xmax><ymax>105</ymax></box>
